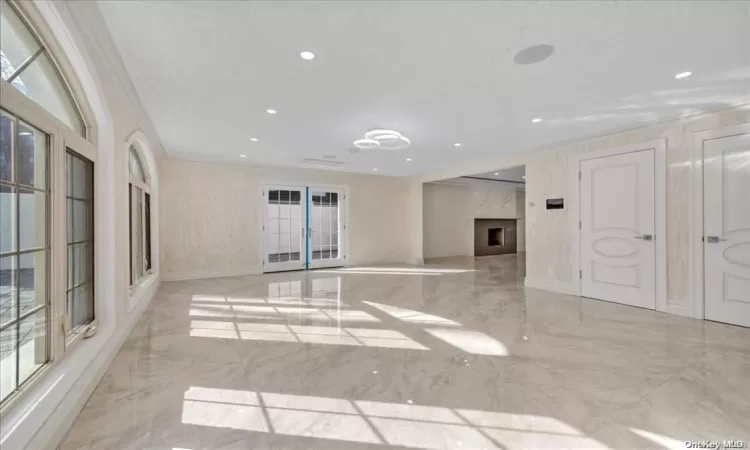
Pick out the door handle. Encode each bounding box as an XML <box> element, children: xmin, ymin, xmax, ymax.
<box><xmin>705</xmin><ymin>236</ymin><xmax>727</xmax><ymax>243</ymax></box>
<box><xmin>634</xmin><ymin>234</ymin><xmax>653</xmax><ymax>241</ymax></box>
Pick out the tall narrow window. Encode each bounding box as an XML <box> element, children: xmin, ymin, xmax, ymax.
<box><xmin>1</xmin><ymin>0</ymin><xmax>92</xmax><ymax>409</ymax></box>
<box><xmin>0</xmin><ymin>109</ymin><xmax>49</xmax><ymax>403</ymax></box>
<box><xmin>65</xmin><ymin>150</ymin><xmax>94</xmax><ymax>339</ymax></box>
<box><xmin>128</xmin><ymin>145</ymin><xmax>150</xmax><ymax>286</ymax></box>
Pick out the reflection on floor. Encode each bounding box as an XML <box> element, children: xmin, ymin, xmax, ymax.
<box><xmin>59</xmin><ymin>254</ymin><xmax>750</xmax><ymax>450</ymax></box>
<box><xmin>181</xmin><ymin>388</ymin><xmax>603</xmax><ymax>449</ymax></box>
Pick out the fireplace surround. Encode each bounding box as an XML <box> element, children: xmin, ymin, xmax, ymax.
<box><xmin>474</xmin><ymin>219</ymin><xmax>518</xmax><ymax>256</ymax></box>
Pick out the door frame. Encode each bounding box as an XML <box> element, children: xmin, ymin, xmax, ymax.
<box><xmin>260</xmin><ymin>182</ymin><xmax>349</xmax><ymax>273</ymax></box>
<box><xmin>690</xmin><ymin>124</ymin><xmax>750</xmax><ymax>320</ymax></box>
<box><xmin>570</xmin><ymin>139</ymin><xmax>667</xmax><ymax>312</ymax></box>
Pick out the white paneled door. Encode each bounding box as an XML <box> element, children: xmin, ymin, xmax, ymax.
<box><xmin>580</xmin><ymin>149</ymin><xmax>656</xmax><ymax>309</ymax></box>
<box><xmin>263</xmin><ymin>185</ymin><xmax>347</xmax><ymax>273</ymax></box>
<box><xmin>703</xmin><ymin>132</ymin><xmax>750</xmax><ymax>328</ymax></box>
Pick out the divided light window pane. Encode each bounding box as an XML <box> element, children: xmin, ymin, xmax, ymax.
<box><xmin>12</xmin><ymin>53</ymin><xmax>82</xmax><ymax>133</ymax></box>
<box><xmin>1</xmin><ymin>110</ymin><xmax>13</xmax><ymax>183</ymax></box>
<box><xmin>0</xmin><ymin>109</ymin><xmax>49</xmax><ymax>404</ymax></box>
<box><xmin>145</xmin><ymin>192</ymin><xmax>151</xmax><ymax>271</ymax></box>
<box><xmin>0</xmin><ymin>0</ymin><xmax>40</xmax><ymax>81</ymax></box>
<box><xmin>66</xmin><ymin>150</ymin><xmax>94</xmax><ymax>335</ymax></box>
<box><xmin>0</xmin><ymin>1</ymin><xmax>85</xmax><ymax>135</ymax></box>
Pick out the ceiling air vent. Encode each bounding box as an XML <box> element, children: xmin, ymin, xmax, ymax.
<box><xmin>301</xmin><ymin>158</ymin><xmax>345</xmax><ymax>167</ymax></box>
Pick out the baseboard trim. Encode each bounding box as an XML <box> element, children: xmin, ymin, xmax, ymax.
<box><xmin>666</xmin><ymin>302</ymin><xmax>696</xmax><ymax>319</ymax></box>
<box><xmin>162</xmin><ymin>267</ymin><xmax>261</xmax><ymax>281</ymax></box>
<box><xmin>3</xmin><ymin>279</ymin><xmax>161</xmax><ymax>450</ymax></box>
<box><xmin>524</xmin><ymin>277</ymin><xmax>579</xmax><ymax>296</ymax></box>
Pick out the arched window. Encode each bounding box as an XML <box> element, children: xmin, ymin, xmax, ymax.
<box><xmin>0</xmin><ymin>0</ymin><xmax>85</xmax><ymax>135</ymax></box>
<box><xmin>1</xmin><ymin>0</ymin><xmax>94</xmax><ymax>408</ymax></box>
<box><xmin>129</xmin><ymin>145</ymin><xmax>151</xmax><ymax>285</ymax></box>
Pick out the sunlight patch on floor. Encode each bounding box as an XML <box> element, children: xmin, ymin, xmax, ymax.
<box><xmin>189</xmin><ymin>303</ymin><xmax>380</xmax><ymax>323</ymax></box>
<box><xmin>363</xmin><ymin>301</ymin><xmax>462</xmax><ymax>326</ymax></box>
<box><xmin>181</xmin><ymin>388</ymin><xmax>609</xmax><ymax>450</ymax></box>
<box><xmin>629</xmin><ymin>427</ymin><xmax>686</xmax><ymax>450</ymax></box>
<box><xmin>423</xmin><ymin>328</ymin><xmax>509</xmax><ymax>356</ymax></box>
<box><xmin>189</xmin><ymin>320</ymin><xmax>429</xmax><ymax>350</ymax></box>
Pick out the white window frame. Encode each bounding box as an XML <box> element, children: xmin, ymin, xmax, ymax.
<box><xmin>0</xmin><ymin>75</ymin><xmax>95</xmax><ymax>416</ymax></box>
<box><xmin>128</xmin><ymin>144</ymin><xmax>151</xmax><ymax>288</ymax></box>
<box><xmin>0</xmin><ymin>0</ymin><xmax>95</xmax><ymax>415</ymax></box>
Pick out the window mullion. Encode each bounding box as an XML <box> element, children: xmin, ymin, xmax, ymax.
<box><xmin>6</xmin><ymin>47</ymin><xmax>44</xmax><ymax>83</ymax></box>
<box><xmin>13</xmin><ymin>114</ymin><xmax>21</xmax><ymax>392</ymax></box>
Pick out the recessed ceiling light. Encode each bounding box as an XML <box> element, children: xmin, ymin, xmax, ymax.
<box><xmin>373</xmin><ymin>168</ymin><xmax>379</xmax><ymax>171</ymax></box>
<box><xmin>454</xmin><ymin>143</ymin><xmax>462</xmax><ymax>147</ymax></box>
<box><xmin>300</xmin><ymin>51</ymin><xmax>315</xmax><ymax>60</ymax></box>
<box><xmin>407</xmin><ymin>400</ymin><xmax>414</xmax><ymax>404</ymax></box>
<box><xmin>406</xmin><ymin>158</ymin><xmax>412</xmax><ymax>162</ymax></box>
<box><xmin>675</xmin><ymin>71</ymin><xmax>692</xmax><ymax>79</ymax></box>
<box><xmin>494</xmin><ymin>172</ymin><xmax>499</xmax><ymax>176</ymax></box>
<box><xmin>531</xmin><ymin>118</ymin><xmax>542</xmax><ymax>123</ymax></box>
<box><xmin>266</xmin><ymin>109</ymin><xmax>277</xmax><ymax>114</ymax></box>
<box><xmin>522</xmin><ymin>176</ymin><xmax>526</xmax><ymax>179</ymax></box>
<box><xmin>250</xmin><ymin>137</ymin><xmax>258</xmax><ymax>142</ymax></box>
<box><xmin>240</xmin><ymin>154</ymin><xmax>246</xmax><ymax>158</ymax></box>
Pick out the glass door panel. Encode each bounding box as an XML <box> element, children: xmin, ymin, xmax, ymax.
<box><xmin>263</xmin><ymin>187</ymin><xmax>305</xmax><ymax>272</ymax></box>
<box><xmin>307</xmin><ymin>188</ymin><xmax>345</xmax><ymax>269</ymax></box>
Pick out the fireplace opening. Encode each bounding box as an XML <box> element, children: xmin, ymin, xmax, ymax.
<box><xmin>488</xmin><ymin>228</ymin><xmax>504</xmax><ymax>246</ymax></box>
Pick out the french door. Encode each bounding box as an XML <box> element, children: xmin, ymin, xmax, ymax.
<box><xmin>263</xmin><ymin>185</ymin><xmax>346</xmax><ymax>273</ymax></box>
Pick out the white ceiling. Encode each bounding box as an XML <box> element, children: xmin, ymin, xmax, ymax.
<box><xmin>468</xmin><ymin>166</ymin><xmax>526</xmax><ymax>183</ymax></box>
<box><xmin>97</xmin><ymin>1</ymin><xmax>750</xmax><ymax>177</ymax></box>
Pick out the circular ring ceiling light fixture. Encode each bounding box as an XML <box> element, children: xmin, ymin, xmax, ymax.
<box><xmin>353</xmin><ymin>129</ymin><xmax>411</xmax><ymax>151</ymax></box>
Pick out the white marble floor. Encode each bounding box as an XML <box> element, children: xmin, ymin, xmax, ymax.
<box><xmin>60</xmin><ymin>255</ymin><xmax>750</xmax><ymax>450</ymax></box>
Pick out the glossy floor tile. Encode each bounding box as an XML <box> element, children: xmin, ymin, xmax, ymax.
<box><xmin>59</xmin><ymin>255</ymin><xmax>750</xmax><ymax>450</ymax></box>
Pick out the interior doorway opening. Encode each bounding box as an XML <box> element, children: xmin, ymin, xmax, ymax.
<box><xmin>421</xmin><ymin>165</ymin><xmax>527</xmax><ymax>274</ymax></box>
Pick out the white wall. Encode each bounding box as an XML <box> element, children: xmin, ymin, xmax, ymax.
<box><xmin>415</xmin><ymin>106</ymin><xmax>750</xmax><ymax>315</ymax></box>
<box><xmin>423</xmin><ymin>183</ymin><xmax>472</xmax><ymax>258</ymax></box>
<box><xmin>516</xmin><ymin>189</ymin><xmax>526</xmax><ymax>252</ymax></box>
<box><xmin>160</xmin><ymin>160</ymin><xmax>412</xmax><ymax>280</ymax></box>
<box><xmin>423</xmin><ymin>180</ymin><xmax>522</xmax><ymax>259</ymax></box>
<box><xmin>1</xmin><ymin>2</ymin><xmax>166</xmax><ymax>449</ymax></box>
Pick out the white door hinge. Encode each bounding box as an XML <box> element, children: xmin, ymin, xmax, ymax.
<box><xmin>579</xmin><ymin>270</ymin><xmax>582</xmax><ymax>279</ymax></box>
<box><xmin>578</xmin><ymin>171</ymin><xmax>581</xmax><ymax>180</ymax></box>
<box><xmin>579</xmin><ymin>220</ymin><xmax>582</xmax><ymax>230</ymax></box>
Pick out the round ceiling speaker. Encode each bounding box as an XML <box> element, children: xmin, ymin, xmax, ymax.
<box><xmin>513</xmin><ymin>44</ymin><xmax>555</xmax><ymax>65</ymax></box>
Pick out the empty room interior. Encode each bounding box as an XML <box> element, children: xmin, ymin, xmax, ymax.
<box><xmin>1</xmin><ymin>1</ymin><xmax>749</xmax><ymax>449</ymax></box>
